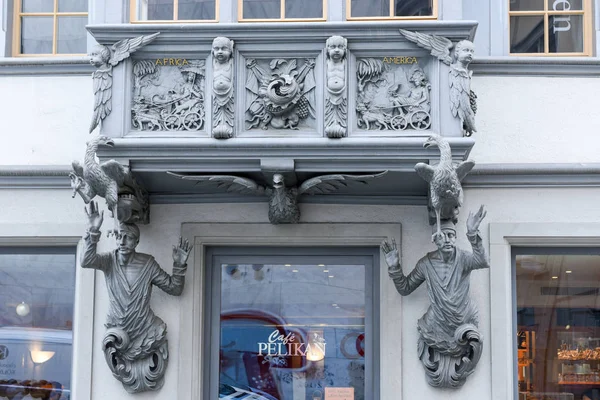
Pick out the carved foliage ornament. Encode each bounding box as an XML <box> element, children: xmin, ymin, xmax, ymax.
<box><xmin>399</xmin><ymin>29</ymin><xmax>477</xmax><ymax>136</ymax></box>
<box><xmin>70</xmin><ymin>136</ymin><xmax>150</xmax><ymax>235</ymax></box>
<box><xmin>212</xmin><ymin>36</ymin><xmax>235</xmax><ymax>139</ymax></box>
<box><xmin>89</xmin><ymin>32</ymin><xmax>160</xmax><ymax>133</ymax></box>
<box><xmin>356</xmin><ymin>58</ymin><xmax>431</xmax><ymax>131</ymax></box>
<box><xmin>132</xmin><ymin>59</ymin><xmax>206</xmax><ymax>132</ymax></box>
<box><xmin>324</xmin><ymin>36</ymin><xmax>348</xmax><ymax>138</ymax></box>
<box><xmin>80</xmin><ymin>201</ymin><xmax>192</xmax><ymax>393</ymax></box>
<box><xmin>245</xmin><ymin>58</ymin><xmax>317</xmax><ymax>130</ymax></box>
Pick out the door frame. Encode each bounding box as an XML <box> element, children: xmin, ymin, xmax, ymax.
<box><xmin>177</xmin><ymin>222</ymin><xmax>402</xmax><ymax>400</ymax></box>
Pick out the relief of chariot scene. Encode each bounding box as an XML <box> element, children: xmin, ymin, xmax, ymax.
<box><xmin>356</xmin><ymin>58</ymin><xmax>431</xmax><ymax>131</ymax></box>
<box><xmin>245</xmin><ymin>58</ymin><xmax>316</xmax><ymax>131</ymax></box>
<box><xmin>131</xmin><ymin>59</ymin><xmax>206</xmax><ymax>131</ymax></box>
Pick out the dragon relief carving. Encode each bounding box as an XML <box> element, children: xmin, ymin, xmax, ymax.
<box><xmin>245</xmin><ymin>58</ymin><xmax>316</xmax><ymax>130</ymax></box>
<box><xmin>89</xmin><ymin>33</ymin><xmax>160</xmax><ymax>133</ymax></box>
<box><xmin>399</xmin><ymin>29</ymin><xmax>477</xmax><ymax>136</ymax></box>
<box><xmin>70</xmin><ymin>136</ymin><xmax>149</xmax><ymax>235</ymax></box>
<box><xmin>131</xmin><ymin>60</ymin><xmax>205</xmax><ymax>132</ymax></box>
<box><xmin>356</xmin><ymin>58</ymin><xmax>432</xmax><ymax>131</ymax></box>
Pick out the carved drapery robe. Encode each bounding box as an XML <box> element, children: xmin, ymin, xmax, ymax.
<box><xmin>81</xmin><ymin>230</ymin><xmax>186</xmax><ymax>392</ymax></box>
<box><xmin>389</xmin><ymin>232</ymin><xmax>489</xmax><ymax>387</ymax></box>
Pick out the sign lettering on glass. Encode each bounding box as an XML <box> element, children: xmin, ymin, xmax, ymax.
<box><xmin>324</xmin><ymin>387</ymin><xmax>354</xmax><ymax>400</ymax></box>
<box><xmin>257</xmin><ymin>329</ymin><xmax>326</xmax><ymax>358</ymax></box>
<box><xmin>552</xmin><ymin>0</ymin><xmax>572</xmax><ymax>33</ymax></box>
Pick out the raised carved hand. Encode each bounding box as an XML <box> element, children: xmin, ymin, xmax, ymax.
<box><xmin>466</xmin><ymin>204</ymin><xmax>487</xmax><ymax>235</ymax></box>
<box><xmin>172</xmin><ymin>236</ymin><xmax>193</xmax><ymax>265</ymax></box>
<box><xmin>85</xmin><ymin>201</ymin><xmax>104</xmax><ymax>232</ymax></box>
<box><xmin>381</xmin><ymin>238</ymin><xmax>400</xmax><ymax>269</ymax></box>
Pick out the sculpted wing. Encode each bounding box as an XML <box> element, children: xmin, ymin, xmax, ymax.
<box><xmin>110</xmin><ymin>32</ymin><xmax>160</xmax><ymax>66</ymax></box>
<box><xmin>455</xmin><ymin>160</ymin><xmax>475</xmax><ymax>181</ymax></box>
<box><xmin>100</xmin><ymin>160</ymin><xmax>129</xmax><ymax>186</ymax></box>
<box><xmin>166</xmin><ymin>172</ymin><xmax>268</xmax><ymax>195</ymax></box>
<box><xmin>399</xmin><ymin>30</ymin><xmax>453</xmax><ymax>65</ymax></box>
<box><xmin>90</xmin><ymin>69</ymin><xmax>113</xmax><ymax>133</ymax></box>
<box><xmin>449</xmin><ymin>67</ymin><xmax>476</xmax><ymax>134</ymax></box>
<box><xmin>72</xmin><ymin>160</ymin><xmax>84</xmax><ymax>177</ymax></box>
<box><xmin>298</xmin><ymin>171</ymin><xmax>387</xmax><ymax>196</ymax></box>
<box><xmin>414</xmin><ymin>162</ymin><xmax>435</xmax><ymax>183</ymax></box>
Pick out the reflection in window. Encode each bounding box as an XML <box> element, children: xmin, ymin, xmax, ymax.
<box><xmin>509</xmin><ymin>0</ymin><xmax>591</xmax><ymax>55</ymax></box>
<box><xmin>350</xmin><ymin>0</ymin><xmax>435</xmax><ymax>19</ymax></box>
<box><xmin>240</xmin><ymin>0</ymin><xmax>324</xmax><ymax>20</ymax></box>
<box><xmin>0</xmin><ymin>248</ymin><xmax>76</xmax><ymax>400</ymax></box>
<box><xmin>16</xmin><ymin>0</ymin><xmax>88</xmax><ymax>56</ymax></box>
<box><xmin>207</xmin><ymin>252</ymin><xmax>377</xmax><ymax>400</ymax></box>
<box><xmin>515</xmin><ymin>252</ymin><xmax>600</xmax><ymax>400</ymax></box>
<box><xmin>132</xmin><ymin>0</ymin><xmax>216</xmax><ymax>21</ymax></box>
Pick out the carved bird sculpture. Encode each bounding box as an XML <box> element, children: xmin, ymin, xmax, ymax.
<box><xmin>70</xmin><ymin>136</ymin><xmax>132</xmax><ymax>235</ymax></box>
<box><xmin>414</xmin><ymin>135</ymin><xmax>475</xmax><ymax>240</ymax></box>
<box><xmin>89</xmin><ymin>32</ymin><xmax>160</xmax><ymax>133</ymax></box>
<box><xmin>167</xmin><ymin>171</ymin><xmax>387</xmax><ymax>224</ymax></box>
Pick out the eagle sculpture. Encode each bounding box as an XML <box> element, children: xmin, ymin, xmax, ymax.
<box><xmin>70</xmin><ymin>136</ymin><xmax>133</xmax><ymax>235</ymax></box>
<box><xmin>167</xmin><ymin>171</ymin><xmax>387</xmax><ymax>224</ymax></box>
<box><xmin>89</xmin><ymin>33</ymin><xmax>160</xmax><ymax>133</ymax></box>
<box><xmin>415</xmin><ymin>135</ymin><xmax>475</xmax><ymax>240</ymax></box>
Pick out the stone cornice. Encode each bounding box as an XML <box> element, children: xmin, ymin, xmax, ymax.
<box><xmin>0</xmin><ymin>57</ymin><xmax>94</xmax><ymax>76</ymax></box>
<box><xmin>0</xmin><ymin>166</ymin><xmax>71</xmax><ymax>188</ymax></box>
<box><xmin>471</xmin><ymin>56</ymin><xmax>600</xmax><ymax>77</ymax></box>
<box><xmin>87</xmin><ymin>21</ymin><xmax>477</xmax><ymax>46</ymax></box>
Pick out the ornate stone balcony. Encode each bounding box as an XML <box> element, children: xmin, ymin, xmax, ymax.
<box><xmin>87</xmin><ymin>21</ymin><xmax>477</xmax><ymax>204</ymax></box>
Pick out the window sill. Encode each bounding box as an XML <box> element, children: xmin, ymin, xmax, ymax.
<box><xmin>471</xmin><ymin>56</ymin><xmax>600</xmax><ymax>77</ymax></box>
<box><xmin>0</xmin><ymin>56</ymin><xmax>94</xmax><ymax>76</ymax></box>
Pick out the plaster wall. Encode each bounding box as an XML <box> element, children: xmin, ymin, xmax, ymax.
<box><xmin>0</xmin><ymin>75</ymin><xmax>91</xmax><ymax>166</ymax></box>
<box><xmin>1</xmin><ymin>186</ymin><xmax>600</xmax><ymax>399</ymax></box>
<box><xmin>0</xmin><ymin>74</ymin><xmax>599</xmax><ymax>166</ymax></box>
<box><xmin>470</xmin><ymin>75</ymin><xmax>600</xmax><ymax>164</ymax></box>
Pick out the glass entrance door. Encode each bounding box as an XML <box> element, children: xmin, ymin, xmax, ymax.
<box><xmin>204</xmin><ymin>247</ymin><xmax>380</xmax><ymax>400</ymax></box>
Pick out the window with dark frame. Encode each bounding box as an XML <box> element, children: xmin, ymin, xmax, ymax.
<box><xmin>514</xmin><ymin>248</ymin><xmax>600</xmax><ymax>400</ymax></box>
<box><xmin>0</xmin><ymin>247</ymin><xmax>77</xmax><ymax>399</ymax></box>
<box><xmin>204</xmin><ymin>247</ymin><xmax>380</xmax><ymax>400</ymax></box>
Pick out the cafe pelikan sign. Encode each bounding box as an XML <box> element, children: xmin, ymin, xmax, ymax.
<box><xmin>258</xmin><ymin>330</ymin><xmax>326</xmax><ymax>362</ymax></box>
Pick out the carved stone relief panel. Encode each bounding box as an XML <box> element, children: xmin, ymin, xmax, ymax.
<box><xmin>356</xmin><ymin>57</ymin><xmax>432</xmax><ymax>132</ymax></box>
<box><xmin>245</xmin><ymin>58</ymin><xmax>317</xmax><ymax>131</ymax></box>
<box><xmin>131</xmin><ymin>59</ymin><xmax>206</xmax><ymax>132</ymax></box>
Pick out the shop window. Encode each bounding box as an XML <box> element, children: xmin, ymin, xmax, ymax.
<box><xmin>12</xmin><ymin>0</ymin><xmax>88</xmax><ymax>56</ymax></box>
<box><xmin>348</xmin><ymin>0</ymin><xmax>436</xmax><ymax>20</ymax></box>
<box><xmin>514</xmin><ymin>248</ymin><xmax>600</xmax><ymax>400</ymax></box>
<box><xmin>509</xmin><ymin>0</ymin><xmax>593</xmax><ymax>55</ymax></box>
<box><xmin>0</xmin><ymin>247</ymin><xmax>76</xmax><ymax>399</ymax></box>
<box><xmin>204</xmin><ymin>247</ymin><xmax>379</xmax><ymax>400</ymax></box>
<box><xmin>131</xmin><ymin>0</ymin><xmax>217</xmax><ymax>22</ymax></box>
<box><xmin>239</xmin><ymin>0</ymin><xmax>325</xmax><ymax>21</ymax></box>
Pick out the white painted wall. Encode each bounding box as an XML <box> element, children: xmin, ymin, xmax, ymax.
<box><xmin>2</xmin><ymin>186</ymin><xmax>600</xmax><ymax>399</ymax></box>
<box><xmin>0</xmin><ymin>75</ymin><xmax>91</xmax><ymax>166</ymax></box>
<box><xmin>470</xmin><ymin>76</ymin><xmax>600</xmax><ymax>164</ymax></box>
<box><xmin>0</xmin><ymin>74</ymin><xmax>598</xmax><ymax>166</ymax></box>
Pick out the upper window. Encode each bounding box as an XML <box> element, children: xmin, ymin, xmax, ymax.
<box><xmin>348</xmin><ymin>0</ymin><xmax>436</xmax><ymax>20</ymax></box>
<box><xmin>509</xmin><ymin>0</ymin><xmax>593</xmax><ymax>55</ymax></box>
<box><xmin>0</xmin><ymin>247</ymin><xmax>76</xmax><ymax>399</ymax></box>
<box><xmin>13</xmin><ymin>0</ymin><xmax>88</xmax><ymax>56</ymax></box>
<box><xmin>131</xmin><ymin>0</ymin><xmax>217</xmax><ymax>22</ymax></box>
<box><xmin>204</xmin><ymin>247</ymin><xmax>379</xmax><ymax>399</ymax></box>
<box><xmin>514</xmin><ymin>248</ymin><xmax>600</xmax><ymax>400</ymax></box>
<box><xmin>239</xmin><ymin>0</ymin><xmax>325</xmax><ymax>21</ymax></box>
